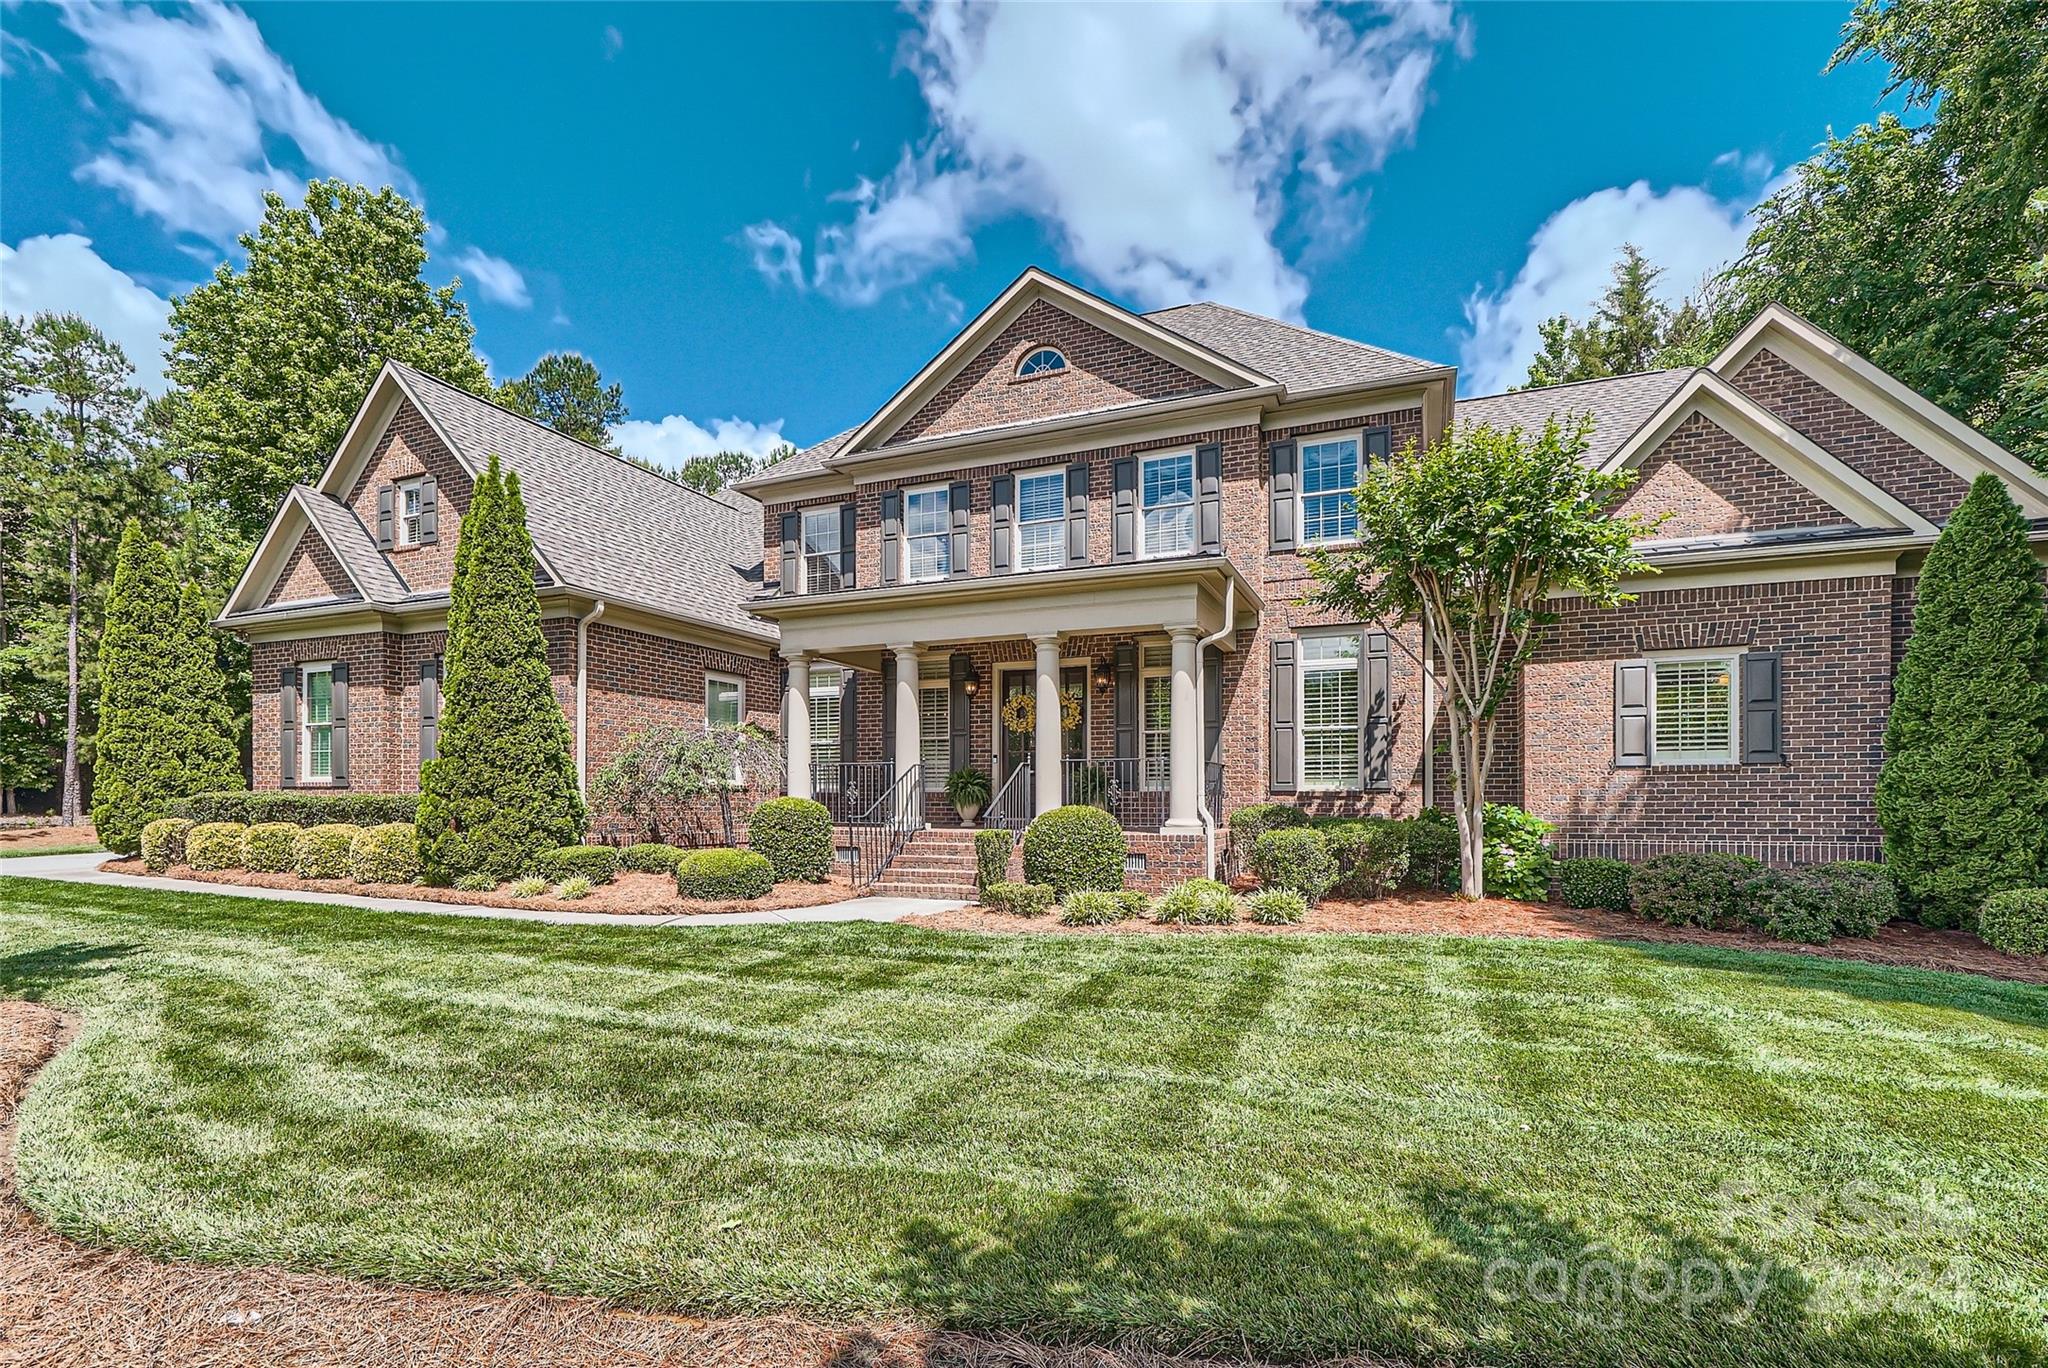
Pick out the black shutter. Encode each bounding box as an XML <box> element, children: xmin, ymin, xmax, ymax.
<box><xmin>1064</xmin><ymin>462</ymin><xmax>1089</xmax><ymax>567</ymax></box>
<box><xmin>375</xmin><ymin>485</ymin><xmax>395</xmax><ymax>550</ymax></box>
<box><xmin>1742</xmin><ymin>651</ymin><xmax>1784</xmax><ymax>764</ymax></box>
<box><xmin>949</xmin><ymin>653</ymin><xmax>972</xmax><ymax>774</ymax></box>
<box><xmin>948</xmin><ymin>480</ymin><xmax>971</xmax><ymax>578</ymax></box>
<box><xmin>779</xmin><ymin>511</ymin><xmax>800</xmax><ymax>595</ymax></box>
<box><xmin>840</xmin><ymin>672</ymin><xmax>860</xmax><ymax>778</ymax></box>
<box><xmin>880</xmin><ymin>490</ymin><xmax>902</xmax><ymax>585</ymax></box>
<box><xmin>990</xmin><ymin>473</ymin><xmax>1014</xmax><ymax>574</ymax></box>
<box><xmin>1196</xmin><ymin>442</ymin><xmax>1222</xmax><ymax>554</ymax></box>
<box><xmin>328</xmin><ymin>660</ymin><xmax>350</xmax><ymax>787</ymax></box>
<box><xmin>1113</xmin><ymin>643</ymin><xmax>1138</xmax><ymax>760</ymax></box>
<box><xmin>1362</xmin><ymin>632</ymin><xmax>1391</xmax><ymax>791</ymax></box>
<box><xmin>1270</xmin><ymin>639</ymin><xmax>1298</xmax><ymax>792</ymax></box>
<box><xmin>839</xmin><ymin>502</ymin><xmax>857</xmax><ymax>586</ymax></box>
<box><xmin>1615</xmin><ymin>660</ymin><xmax>1651</xmax><ymax>767</ymax></box>
<box><xmin>419</xmin><ymin>656</ymin><xmax>440</xmax><ymax>765</ymax></box>
<box><xmin>419</xmin><ymin>476</ymin><xmax>439</xmax><ymax>544</ymax></box>
<box><xmin>1112</xmin><ymin>456</ymin><xmax>1138</xmax><ymax>562</ymax></box>
<box><xmin>1203</xmin><ymin>644</ymin><xmax>1223</xmax><ymax>768</ymax></box>
<box><xmin>1268</xmin><ymin>440</ymin><xmax>1297</xmax><ymax>550</ymax></box>
<box><xmin>278</xmin><ymin>665</ymin><xmax>298</xmax><ymax>787</ymax></box>
<box><xmin>880</xmin><ymin>655</ymin><xmax>896</xmax><ymax>770</ymax></box>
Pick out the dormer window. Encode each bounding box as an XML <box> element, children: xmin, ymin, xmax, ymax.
<box><xmin>1016</xmin><ymin>347</ymin><xmax>1067</xmax><ymax>378</ymax></box>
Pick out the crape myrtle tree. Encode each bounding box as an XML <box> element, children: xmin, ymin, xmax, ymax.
<box><xmin>1307</xmin><ymin>418</ymin><xmax>1656</xmax><ymax>899</ymax></box>
<box><xmin>1876</xmin><ymin>473</ymin><xmax>2048</xmax><ymax>926</ymax></box>
<box><xmin>417</xmin><ymin>456</ymin><xmax>587</xmax><ymax>882</ymax></box>
<box><xmin>591</xmin><ymin>725</ymin><xmax>783</xmax><ymax>846</ymax></box>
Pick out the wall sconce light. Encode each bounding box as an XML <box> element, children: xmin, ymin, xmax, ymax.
<box><xmin>1092</xmin><ymin>663</ymin><xmax>1113</xmax><ymax>691</ymax></box>
<box><xmin>962</xmin><ymin>664</ymin><xmax>981</xmax><ymax>697</ymax></box>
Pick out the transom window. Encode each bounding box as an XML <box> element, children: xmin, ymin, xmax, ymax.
<box><xmin>1652</xmin><ymin>656</ymin><xmax>1737</xmax><ymax>765</ymax></box>
<box><xmin>1140</xmin><ymin>642</ymin><xmax>1172</xmax><ymax>790</ymax></box>
<box><xmin>904</xmin><ymin>485</ymin><xmax>951</xmax><ymax>582</ymax></box>
<box><xmin>1139</xmin><ymin>450</ymin><xmax>1195</xmax><ymax>558</ymax></box>
<box><xmin>1300</xmin><ymin>435</ymin><xmax>1360</xmax><ymax>544</ymax></box>
<box><xmin>918</xmin><ymin>661</ymin><xmax>950</xmax><ymax>792</ymax></box>
<box><xmin>301</xmin><ymin>663</ymin><xmax>334</xmax><ymax>783</ymax></box>
<box><xmin>1017</xmin><ymin>347</ymin><xmax>1068</xmax><ymax>378</ymax></box>
<box><xmin>396</xmin><ymin>477</ymin><xmax>425</xmax><ymax>547</ymax></box>
<box><xmin>801</xmin><ymin>507</ymin><xmax>842</xmax><ymax>593</ymax></box>
<box><xmin>809</xmin><ymin>666</ymin><xmax>842</xmax><ymax>788</ymax></box>
<box><xmin>1300</xmin><ymin>633</ymin><xmax>1362</xmax><ymax>790</ymax></box>
<box><xmin>1016</xmin><ymin>468</ymin><xmax>1066</xmax><ymax>572</ymax></box>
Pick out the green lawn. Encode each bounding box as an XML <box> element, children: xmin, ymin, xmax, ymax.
<box><xmin>3</xmin><ymin>876</ymin><xmax>2044</xmax><ymax>1367</ymax></box>
<box><xmin>0</xmin><ymin>843</ymin><xmax>104</xmax><ymax>858</ymax></box>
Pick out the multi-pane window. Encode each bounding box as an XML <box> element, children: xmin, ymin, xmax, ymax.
<box><xmin>801</xmin><ymin>508</ymin><xmax>842</xmax><ymax>593</ymax></box>
<box><xmin>1016</xmin><ymin>469</ymin><xmax>1066</xmax><ymax>572</ymax></box>
<box><xmin>809</xmin><ymin>666</ymin><xmax>842</xmax><ymax>788</ymax></box>
<box><xmin>301</xmin><ymin>664</ymin><xmax>334</xmax><ymax>782</ymax></box>
<box><xmin>905</xmin><ymin>485</ymin><xmax>950</xmax><ymax>581</ymax></box>
<box><xmin>918</xmin><ymin>659</ymin><xmax>950</xmax><ymax>792</ymax></box>
<box><xmin>1017</xmin><ymin>347</ymin><xmax>1067</xmax><ymax>377</ymax></box>
<box><xmin>1140</xmin><ymin>451</ymin><xmax>1195</xmax><ymax>557</ymax></box>
<box><xmin>1301</xmin><ymin>436</ymin><xmax>1360</xmax><ymax>544</ymax></box>
<box><xmin>1653</xmin><ymin>657</ymin><xmax>1736</xmax><ymax>764</ymax></box>
<box><xmin>1300</xmin><ymin>633</ymin><xmax>1362</xmax><ymax>789</ymax></box>
<box><xmin>1140</xmin><ymin>643</ymin><xmax>1172</xmax><ymax>789</ymax></box>
<box><xmin>396</xmin><ymin>478</ymin><xmax>424</xmax><ymax>547</ymax></box>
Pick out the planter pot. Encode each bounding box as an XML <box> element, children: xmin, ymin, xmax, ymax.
<box><xmin>956</xmin><ymin>802</ymin><xmax>984</xmax><ymax>826</ymax></box>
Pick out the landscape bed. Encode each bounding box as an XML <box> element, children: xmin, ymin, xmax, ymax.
<box><xmin>3</xmin><ymin>874</ymin><xmax>2044</xmax><ymax>1367</ymax></box>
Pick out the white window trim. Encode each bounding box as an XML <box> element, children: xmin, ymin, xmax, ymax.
<box><xmin>1297</xmin><ymin>629</ymin><xmax>1364</xmax><ymax>792</ymax></box>
<box><xmin>1298</xmin><ymin>429</ymin><xmax>1364</xmax><ymax>549</ymax></box>
<box><xmin>1016</xmin><ymin>346</ymin><xmax>1068</xmax><ymax>379</ymax></box>
<box><xmin>1136</xmin><ymin>447</ymin><xmax>1197</xmax><ymax>561</ymax></box>
<box><xmin>1012</xmin><ymin>464</ymin><xmax>1068</xmax><ymax>575</ymax></box>
<box><xmin>1138</xmin><ymin>642</ymin><xmax>1172</xmax><ymax>791</ymax></box>
<box><xmin>299</xmin><ymin>661</ymin><xmax>336</xmax><ymax>786</ymax></box>
<box><xmin>799</xmin><ymin>506</ymin><xmax>843</xmax><ymax>593</ymax></box>
<box><xmin>394</xmin><ymin>476</ymin><xmax>425</xmax><ymax>549</ymax></box>
<box><xmin>1647</xmin><ymin>648</ymin><xmax>1744</xmax><ymax>768</ymax></box>
<box><xmin>902</xmin><ymin>481</ymin><xmax>951</xmax><ymax>584</ymax></box>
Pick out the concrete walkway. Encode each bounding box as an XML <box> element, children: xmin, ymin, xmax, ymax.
<box><xmin>0</xmin><ymin>852</ymin><xmax>965</xmax><ymax>928</ymax></box>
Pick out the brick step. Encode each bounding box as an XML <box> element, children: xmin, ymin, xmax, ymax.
<box><xmin>884</xmin><ymin>859</ymin><xmax>978</xmax><ymax>876</ymax></box>
<box><xmin>869</xmin><ymin>880</ymin><xmax>979</xmax><ymax>900</ymax></box>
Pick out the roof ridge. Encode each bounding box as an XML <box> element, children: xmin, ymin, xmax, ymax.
<box><xmin>1461</xmin><ymin>366</ymin><xmax>1699</xmax><ymax>406</ymax></box>
<box><xmin>1146</xmin><ymin>299</ymin><xmax>1444</xmax><ymax>371</ymax></box>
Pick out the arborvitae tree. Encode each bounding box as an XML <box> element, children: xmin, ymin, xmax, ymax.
<box><xmin>90</xmin><ymin>523</ymin><xmax>242</xmax><ymax>853</ymax></box>
<box><xmin>417</xmin><ymin>456</ymin><xmax>586</xmax><ymax>881</ymax></box>
<box><xmin>173</xmin><ymin>581</ymin><xmax>243</xmax><ymax>790</ymax></box>
<box><xmin>1876</xmin><ymin>473</ymin><xmax>2048</xmax><ymax>926</ymax></box>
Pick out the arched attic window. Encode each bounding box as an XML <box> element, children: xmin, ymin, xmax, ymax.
<box><xmin>1016</xmin><ymin>346</ymin><xmax>1068</xmax><ymax>378</ymax></box>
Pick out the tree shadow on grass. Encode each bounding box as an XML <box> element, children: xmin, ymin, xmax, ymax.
<box><xmin>890</xmin><ymin>1175</ymin><xmax>2032</xmax><ymax>1367</ymax></box>
<box><xmin>0</xmin><ymin>941</ymin><xmax>137</xmax><ymax>1000</ymax></box>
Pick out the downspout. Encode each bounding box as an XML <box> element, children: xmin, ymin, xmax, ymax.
<box><xmin>575</xmin><ymin>600</ymin><xmax>607</xmax><ymax>794</ymax></box>
<box><xmin>1194</xmin><ymin>576</ymin><xmax>1235</xmax><ymax>878</ymax></box>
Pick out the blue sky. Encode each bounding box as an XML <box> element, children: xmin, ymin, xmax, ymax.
<box><xmin>3</xmin><ymin>2</ymin><xmax>1896</xmax><ymax>466</ymax></box>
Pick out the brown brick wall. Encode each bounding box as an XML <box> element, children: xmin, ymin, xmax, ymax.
<box><xmin>1617</xmin><ymin>411</ymin><xmax>1848</xmax><ymax>539</ymax></box>
<box><xmin>264</xmin><ymin>532</ymin><xmax>357</xmax><ymax>606</ymax></box>
<box><xmin>342</xmin><ymin>396</ymin><xmax>474</xmax><ymax>592</ymax></box>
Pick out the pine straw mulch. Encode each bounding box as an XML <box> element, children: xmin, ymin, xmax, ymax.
<box><xmin>911</xmin><ymin>892</ymin><xmax>2048</xmax><ymax>985</ymax></box>
<box><xmin>0</xmin><ymin>1001</ymin><xmax>1412</xmax><ymax>1368</ymax></box>
<box><xmin>0</xmin><ymin>825</ymin><xmax>100</xmax><ymax>853</ymax></box>
<box><xmin>95</xmin><ymin>862</ymin><xmax>860</xmax><ymax>918</ymax></box>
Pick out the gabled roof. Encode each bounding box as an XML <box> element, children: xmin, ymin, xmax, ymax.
<box><xmin>1145</xmin><ymin>301</ymin><xmax>1443</xmax><ymax>393</ymax></box>
<box><xmin>1454</xmin><ymin>368</ymin><xmax>1696</xmax><ymax>469</ymax></box>
<box><xmin>289</xmin><ymin>486</ymin><xmax>411</xmax><ymax>603</ymax></box>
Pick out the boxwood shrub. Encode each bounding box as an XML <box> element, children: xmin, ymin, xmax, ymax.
<box><xmin>1152</xmin><ymin>878</ymin><xmax>1239</xmax><ymax>925</ymax></box>
<box><xmin>974</xmin><ymin>828</ymin><xmax>1014</xmax><ymax>892</ymax></box>
<box><xmin>241</xmin><ymin>822</ymin><xmax>300</xmax><ymax>874</ymax></box>
<box><xmin>1630</xmin><ymin>852</ymin><xmax>1763</xmax><ymax>929</ymax></box>
<box><xmin>351</xmin><ymin>823</ymin><xmax>421</xmax><ymax>884</ymax></box>
<box><xmin>1228</xmin><ymin>802</ymin><xmax>1308</xmax><ymax>874</ymax></box>
<box><xmin>1558</xmin><ymin>857</ymin><xmax>1632</xmax><ymax>913</ymax></box>
<box><xmin>1740</xmin><ymin>867</ymin><xmax>1837</xmax><ymax>944</ymax></box>
<box><xmin>169</xmin><ymin>790</ymin><xmax>419</xmax><ymax>827</ymax></box>
<box><xmin>185</xmin><ymin>821</ymin><xmax>247</xmax><ymax>871</ymax></box>
<box><xmin>1060</xmin><ymin>889</ymin><xmax>1146</xmax><ymax>925</ymax></box>
<box><xmin>985</xmin><ymin>881</ymin><xmax>1055</xmax><ymax>918</ymax></box>
<box><xmin>1021</xmin><ymin>804</ymin><xmax>1126</xmax><ymax>900</ymax></box>
<box><xmin>1400</xmin><ymin>814</ymin><xmax>1461</xmax><ymax>891</ymax></box>
<box><xmin>1978</xmin><ymin>888</ymin><xmax>2048</xmax><ymax>956</ymax></box>
<box><xmin>1247</xmin><ymin>888</ymin><xmax>1308</xmax><ymax>925</ymax></box>
<box><xmin>748</xmin><ymin>797</ymin><xmax>834</xmax><ymax>882</ymax></box>
<box><xmin>1249</xmin><ymin>828</ymin><xmax>1337</xmax><ymax>904</ymax></box>
<box><xmin>676</xmin><ymin>848</ymin><xmax>775</xmax><ymax>901</ymax></box>
<box><xmin>1317</xmin><ymin>818</ymin><xmax>1409</xmax><ymax>898</ymax></box>
<box><xmin>1806</xmin><ymin>860</ymin><xmax>1899</xmax><ymax>938</ymax></box>
<box><xmin>293</xmin><ymin>824</ymin><xmax>357</xmax><ymax>880</ymax></box>
<box><xmin>140</xmin><ymin>817</ymin><xmax>194</xmax><ymax>873</ymax></box>
<box><xmin>621</xmin><ymin>842</ymin><xmax>688</xmax><ymax>875</ymax></box>
<box><xmin>535</xmin><ymin>844</ymin><xmax>622</xmax><ymax>886</ymax></box>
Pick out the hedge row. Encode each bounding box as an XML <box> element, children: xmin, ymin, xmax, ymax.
<box><xmin>1230</xmin><ymin>803</ymin><xmax>1554</xmax><ymax>904</ymax></box>
<box><xmin>1556</xmin><ymin>852</ymin><xmax>1903</xmax><ymax>946</ymax></box>
<box><xmin>168</xmin><ymin>791</ymin><xmax>420</xmax><ymax>827</ymax></box>
<box><xmin>142</xmin><ymin>817</ymin><xmax>421</xmax><ymax>884</ymax></box>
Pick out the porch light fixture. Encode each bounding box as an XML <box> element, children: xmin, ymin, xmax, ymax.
<box><xmin>1093</xmin><ymin>663</ymin><xmax>1113</xmax><ymax>692</ymax></box>
<box><xmin>962</xmin><ymin>663</ymin><xmax>981</xmax><ymax>696</ymax></box>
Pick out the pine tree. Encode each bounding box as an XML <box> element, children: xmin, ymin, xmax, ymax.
<box><xmin>1876</xmin><ymin>474</ymin><xmax>2048</xmax><ymax>926</ymax></box>
<box><xmin>417</xmin><ymin>456</ymin><xmax>587</xmax><ymax>881</ymax></box>
<box><xmin>91</xmin><ymin>523</ymin><xmax>243</xmax><ymax>853</ymax></box>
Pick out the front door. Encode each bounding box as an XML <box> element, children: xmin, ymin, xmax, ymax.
<box><xmin>998</xmin><ymin>665</ymin><xmax>1088</xmax><ymax>813</ymax></box>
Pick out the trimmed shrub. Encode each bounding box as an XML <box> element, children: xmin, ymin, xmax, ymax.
<box><xmin>140</xmin><ymin>818</ymin><xmax>194</xmax><ymax>873</ymax></box>
<box><xmin>1249</xmin><ymin>828</ymin><xmax>1338</xmax><ymax>905</ymax></box>
<box><xmin>555</xmin><ymin>876</ymin><xmax>593</xmax><ymax>900</ymax></box>
<box><xmin>1740</xmin><ymin>867</ymin><xmax>1836</xmax><ymax>944</ymax></box>
<box><xmin>1401</xmin><ymin>814</ymin><xmax>1461</xmax><ymax>892</ymax></box>
<box><xmin>1060</xmin><ymin>890</ymin><xmax>1147</xmax><ymax>926</ymax></box>
<box><xmin>676</xmin><ymin>848</ymin><xmax>775</xmax><ymax>901</ymax></box>
<box><xmin>1153</xmin><ymin>878</ymin><xmax>1240</xmax><ymax>925</ymax></box>
<box><xmin>185</xmin><ymin>822</ymin><xmax>247</xmax><ymax>871</ymax></box>
<box><xmin>1630</xmin><ymin>852</ymin><xmax>1763</xmax><ymax>929</ymax></box>
<box><xmin>454</xmin><ymin>873</ymin><xmax>498</xmax><ymax>892</ymax></box>
<box><xmin>621</xmin><ymin>843</ymin><xmax>688</xmax><ymax>875</ymax></box>
<box><xmin>508</xmin><ymin>876</ymin><xmax>547</xmax><ymax>899</ymax></box>
<box><xmin>1247</xmin><ymin>888</ymin><xmax>1308</xmax><ymax>925</ymax></box>
<box><xmin>1482</xmin><ymin>804</ymin><xmax>1556</xmax><ymax>901</ymax></box>
<box><xmin>352</xmin><ymin>823</ymin><xmax>421</xmax><ymax>884</ymax></box>
<box><xmin>170</xmin><ymin>791</ymin><xmax>421</xmax><ymax>827</ymax></box>
<box><xmin>975</xmin><ymin>828</ymin><xmax>1014</xmax><ymax>892</ymax></box>
<box><xmin>1807</xmin><ymin>861</ymin><xmax>1900</xmax><ymax>939</ymax></box>
<box><xmin>293</xmin><ymin>824</ymin><xmax>357</xmax><ymax>880</ymax></box>
<box><xmin>535</xmin><ymin>844</ymin><xmax>622</xmax><ymax>886</ymax></box>
<box><xmin>1319</xmin><ymin>818</ymin><xmax>1409</xmax><ymax>898</ymax></box>
<box><xmin>1978</xmin><ymin>889</ymin><xmax>2048</xmax><ymax>956</ymax></box>
<box><xmin>1022</xmin><ymin>805</ymin><xmax>1126</xmax><ymax>900</ymax></box>
<box><xmin>748</xmin><ymin>797</ymin><xmax>833</xmax><ymax>882</ymax></box>
<box><xmin>1558</xmin><ymin>857</ymin><xmax>1632</xmax><ymax>913</ymax></box>
<box><xmin>1228</xmin><ymin>803</ymin><xmax>1308</xmax><ymax>873</ymax></box>
<box><xmin>985</xmin><ymin>881</ymin><xmax>1056</xmax><ymax>918</ymax></box>
<box><xmin>241</xmin><ymin>822</ymin><xmax>300</xmax><ymax>874</ymax></box>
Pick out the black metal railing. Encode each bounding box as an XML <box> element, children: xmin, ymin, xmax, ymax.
<box><xmin>1205</xmin><ymin>762</ymin><xmax>1225</xmax><ymax>825</ymax></box>
<box><xmin>1061</xmin><ymin>756</ymin><xmax>1170</xmax><ymax>830</ymax></box>
<box><xmin>811</xmin><ymin>760</ymin><xmax>896</xmax><ymax>823</ymax></box>
<box><xmin>844</xmin><ymin>763</ymin><xmax>922</xmax><ymax>889</ymax></box>
<box><xmin>986</xmin><ymin>760</ymin><xmax>1034</xmax><ymax>831</ymax></box>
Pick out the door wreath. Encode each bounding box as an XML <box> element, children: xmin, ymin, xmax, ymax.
<box><xmin>1002</xmin><ymin>687</ymin><xmax>1084</xmax><ymax>736</ymax></box>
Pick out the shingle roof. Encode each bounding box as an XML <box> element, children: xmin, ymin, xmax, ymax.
<box><xmin>1454</xmin><ymin>368</ymin><xmax>1696</xmax><ymax>468</ymax></box>
<box><xmin>389</xmin><ymin>364</ymin><xmax>769</xmax><ymax>639</ymax></box>
<box><xmin>289</xmin><ymin>486</ymin><xmax>410</xmax><ymax>603</ymax></box>
<box><xmin>1144</xmin><ymin>301</ymin><xmax>1444</xmax><ymax>391</ymax></box>
<box><xmin>739</xmin><ymin>425</ymin><xmax>858</xmax><ymax>488</ymax></box>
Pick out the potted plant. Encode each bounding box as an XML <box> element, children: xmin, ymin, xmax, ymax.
<box><xmin>945</xmin><ymin>766</ymin><xmax>992</xmax><ymax>825</ymax></box>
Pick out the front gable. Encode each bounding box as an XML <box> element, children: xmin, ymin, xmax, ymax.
<box><xmin>336</xmin><ymin>390</ymin><xmax>473</xmax><ymax>594</ymax></box>
<box><xmin>263</xmin><ymin>526</ymin><xmax>358</xmax><ymax>607</ymax></box>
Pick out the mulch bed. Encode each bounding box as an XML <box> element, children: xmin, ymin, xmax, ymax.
<box><xmin>0</xmin><ymin>825</ymin><xmax>99</xmax><ymax>853</ymax></box>
<box><xmin>0</xmin><ymin>999</ymin><xmax>1408</xmax><ymax>1368</ymax></box>
<box><xmin>912</xmin><ymin>892</ymin><xmax>2048</xmax><ymax>985</ymax></box>
<box><xmin>97</xmin><ymin>861</ymin><xmax>860</xmax><ymax>919</ymax></box>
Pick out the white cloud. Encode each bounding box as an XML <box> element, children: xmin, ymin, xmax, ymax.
<box><xmin>451</xmin><ymin>246</ymin><xmax>532</xmax><ymax>309</ymax></box>
<box><xmin>750</xmin><ymin>1</ymin><xmax>1462</xmax><ymax>320</ymax></box>
<box><xmin>1458</xmin><ymin>172</ymin><xmax>1789</xmax><ymax>397</ymax></box>
<box><xmin>741</xmin><ymin>222</ymin><xmax>805</xmax><ymax>290</ymax></box>
<box><xmin>602</xmin><ymin>25</ymin><xmax>624</xmax><ymax>60</ymax></box>
<box><xmin>610</xmin><ymin>413</ymin><xmax>790</xmax><ymax>469</ymax></box>
<box><xmin>1</xmin><ymin>234</ymin><xmax>175</xmax><ymax>393</ymax></box>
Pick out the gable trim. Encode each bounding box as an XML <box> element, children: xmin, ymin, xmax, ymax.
<box><xmin>221</xmin><ymin>488</ymin><xmax>377</xmax><ymax>618</ymax></box>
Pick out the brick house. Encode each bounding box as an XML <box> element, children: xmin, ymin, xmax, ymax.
<box><xmin>223</xmin><ymin>267</ymin><xmax>2048</xmax><ymax>891</ymax></box>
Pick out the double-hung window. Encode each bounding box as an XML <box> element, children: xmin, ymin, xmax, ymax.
<box><xmin>1139</xmin><ymin>450</ymin><xmax>1195</xmax><ymax>558</ymax></box>
<box><xmin>1300</xmin><ymin>435</ymin><xmax>1359</xmax><ymax>544</ymax></box>
<box><xmin>1652</xmin><ymin>656</ymin><xmax>1737</xmax><ymax>765</ymax></box>
<box><xmin>1015</xmin><ymin>468</ymin><xmax>1066</xmax><ymax>572</ymax></box>
<box><xmin>809</xmin><ymin>665</ymin><xmax>842</xmax><ymax>788</ymax></box>
<box><xmin>301</xmin><ymin>663</ymin><xmax>335</xmax><ymax>783</ymax></box>
<box><xmin>396</xmin><ymin>477</ymin><xmax>425</xmax><ymax>548</ymax></box>
<box><xmin>706</xmin><ymin>674</ymin><xmax>742</xmax><ymax>729</ymax></box>
<box><xmin>904</xmin><ymin>485</ymin><xmax>950</xmax><ymax>581</ymax></box>
<box><xmin>801</xmin><ymin>508</ymin><xmax>843</xmax><ymax>593</ymax></box>
<box><xmin>1140</xmin><ymin>643</ymin><xmax>1172</xmax><ymax>790</ymax></box>
<box><xmin>918</xmin><ymin>658</ymin><xmax>950</xmax><ymax>792</ymax></box>
<box><xmin>1300</xmin><ymin>633</ymin><xmax>1362</xmax><ymax>790</ymax></box>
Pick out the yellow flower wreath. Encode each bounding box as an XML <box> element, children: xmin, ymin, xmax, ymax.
<box><xmin>1001</xmin><ymin>687</ymin><xmax>1084</xmax><ymax>736</ymax></box>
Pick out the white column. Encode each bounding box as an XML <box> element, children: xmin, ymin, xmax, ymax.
<box><xmin>1165</xmin><ymin>625</ymin><xmax>1202</xmax><ymax>834</ymax></box>
<box><xmin>889</xmin><ymin>642</ymin><xmax>923</xmax><ymax>822</ymax></box>
<box><xmin>782</xmin><ymin>648</ymin><xmax>813</xmax><ymax>800</ymax></box>
<box><xmin>1032</xmin><ymin>633</ymin><xmax>1063</xmax><ymax>813</ymax></box>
